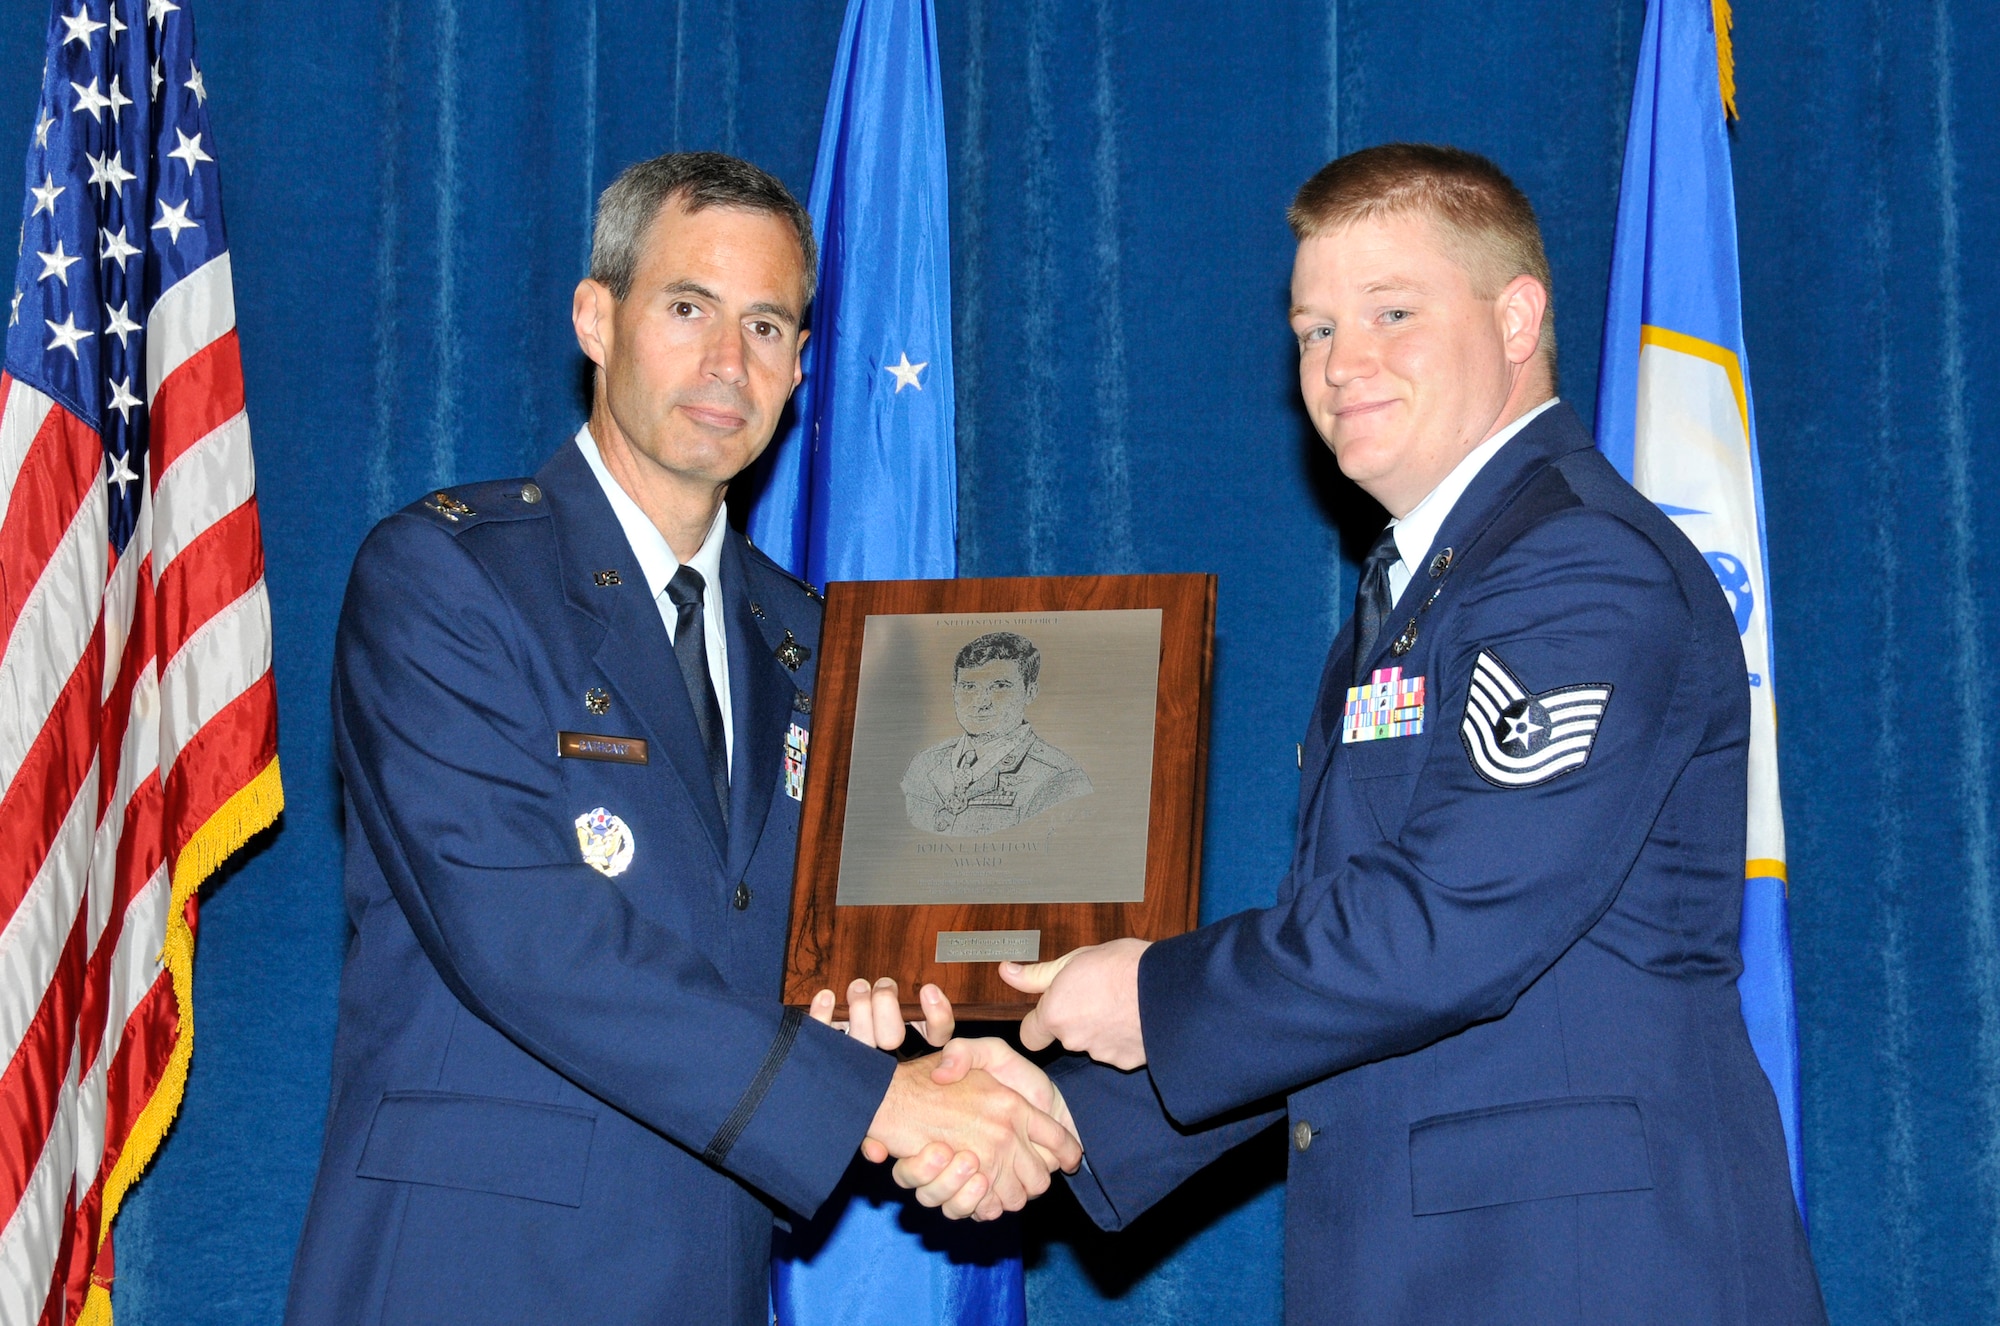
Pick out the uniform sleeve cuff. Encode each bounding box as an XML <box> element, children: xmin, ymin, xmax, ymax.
<box><xmin>710</xmin><ymin>1013</ymin><xmax>897</xmax><ymax>1219</ymax></box>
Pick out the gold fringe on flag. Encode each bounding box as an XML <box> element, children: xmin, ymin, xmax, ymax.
<box><xmin>77</xmin><ymin>756</ymin><xmax>285</xmax><ymax>1326</ymax></box>
<box><xmin>1711</xmin><ymin>0</ymin><xmax>1739</xmax><ymax>120</ymax></box>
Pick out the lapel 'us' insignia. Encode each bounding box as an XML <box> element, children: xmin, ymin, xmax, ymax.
<box><xmin>774</xmin><ymin>629</ymin><xmax>811</xmax><ymax>671</ymax></box>
<box><xmin>1343</xmin><ymin>667</ymin><xmax>1425</xmax><ymax>744</ymax></box>
<box><xmin>1460</xmin><ymin>651</ymin><xmax>1613</xmax><ymax>788</ymax></box>
<box><xmin>575</xmin><ymin>807</ymin><xmax>635</xmax><ymax>877</ymax></box>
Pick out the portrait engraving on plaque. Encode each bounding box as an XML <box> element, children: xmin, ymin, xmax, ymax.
<box><xmin>900</xmin><ymin>631</ymin><xmax>1094</xmax><ymax>836</ymax></box>
<box><xmin>837</xmin><ymin>609</ymin><xmax>1162</xmax><ymax>906</ymax></box>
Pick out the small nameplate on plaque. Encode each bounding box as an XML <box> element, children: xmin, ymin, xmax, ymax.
<box><xmin>935</xmin><ymin>930</ymin><xmax>1041</xmax><ymax>963</ymax></box>
<box><xmin>558</xmin><ymin>731</ymin><xmax>649</xmax><ymax>764</ymax></box>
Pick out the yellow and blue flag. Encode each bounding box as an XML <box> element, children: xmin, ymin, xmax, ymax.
<box><xmin>1596</xmin><ymin>0</ymin><xmax>1805</xmax><ymax>1215</ymax></box>
<box><xmin>754</xmin><ymin>1</ymin><xmax>1021</xmax><ymax>1322</ymax></box>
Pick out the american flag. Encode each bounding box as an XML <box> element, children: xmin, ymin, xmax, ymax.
<box><xmin>2</xmin><ymin>0</ymin><xmax>280</xmax><ymax>1320</ymax></box>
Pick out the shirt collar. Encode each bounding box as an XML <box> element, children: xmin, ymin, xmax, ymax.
<box><xmin>1390</xmin><ymin>397</ymin><xmax>1559</xmax><ymax>574</ymax></box>
<box><xmin>574</xmin><ymin>424</ymin><xmax>729</xmax><ymax>601</ymax></box>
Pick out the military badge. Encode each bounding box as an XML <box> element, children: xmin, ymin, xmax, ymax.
<box><xmin>1343</xmin><ymin>667</ymin><xmax>1425</xmax><ymax>743</ymax></box>
<box><xmin>784</xmin><ymin>723</ymin><xmax>810</xmax><ymax>800</ymax></box>
<box><xmin>423</xmin><ymin>491</ymin><xmax>475</xmax><ymax>521</ymax></box>
<box><xmin>574</xmin><ymin>807</ymin><xmax>635</xmax><ymax>877</ymax></box>
<box><xmin>1460</xmin><ymin>651</ymin><xmax>1613</xmax><ymax>788</ymax></box>
<box><xmin>775</xmin><ymin>629</ymin><xmax>811</xmax><ymax>671</ymax></box>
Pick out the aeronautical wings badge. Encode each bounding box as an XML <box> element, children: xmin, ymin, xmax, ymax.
<box><xmin>1460</xmin><ymin>651</ymin><xmax>1613</xmax><ymax>788</ymax></box>
<box><xmin>575</xmin><ymin>807</ymin><xmax>635</xmax><ymax>877</ymax></box>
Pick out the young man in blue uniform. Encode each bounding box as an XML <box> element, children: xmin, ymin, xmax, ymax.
<box><xmin>915</xmin><ymin>144</ymin><xmax>1827</xmax><ymax>1322</ymax></box>
<box><xmin>285</xmin><ymin>153</ymin><xmax>1076</xmax><ymax>1324</ymax></box>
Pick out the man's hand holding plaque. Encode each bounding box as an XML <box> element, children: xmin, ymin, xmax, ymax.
<box><xmin>1005</xmin><ymin>938</ymin><xmax>1154</xmax><ymax>1070</ymax></box>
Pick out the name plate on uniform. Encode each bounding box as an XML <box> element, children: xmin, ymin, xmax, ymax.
<box><xmin>935</xmin><ymin>930</ymin><xmax>1041</xmax><ymax>963</ymax></box>
<box><xmin>785</xmin><ymin>574</ymin><xmax>1213</xmax><ymax>1020</ymax></box>
<box><xmin>558</xmin><ymin>731</ymin><xmax>649</xmax><ymax>764</ymax></box>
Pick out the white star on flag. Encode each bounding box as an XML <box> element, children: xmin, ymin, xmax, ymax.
<box><xmin>150</xmin><ymin>56</ymin><xmax>163</xmax><ymax>98</ymax></box>
<box><xmin>102</xmin><ymin>226</ymin><xmax>142</xmax><ymax>266</ymax></box>
<box><xmin>38</xmin><ymin>240</ymin><xmax>83</xmax><ymax>284</ymax></box>
<box><xmin>106</xmin><ymin>76</ymin><xmax>133</xmax><ymax>118</ymax></box>
<box><xmin>106</xmin><ymin>378</ymin><xmax>142</xmax><ymax>423</ymax></box>
<box><xmin>30</xmin><ymin>173</ymin><xmax>64</xmax><ymax>215</ymax></box>
<box><xmin>110</xmin><ymin>8</ymin><xmax>125</xmax><ymax>38</ymax></box>
<box><xmin>186</xmin><ymin>63</ymin><xmax>207</xmax><ymax>104</ymax></box>
<box><xmin>104</xmin><ymin>301</ymin><xmax>142</xmax><ymax>346</ymax></box>
<box><xmin>34</xmin><ymin>112</ymin><xmax>54</xmax><ymax>148</ymax></box>
<box><xmin>60</xmin><ymin>6</ymin><xmax>106</xmax><ymax>46</ymax></box>
<box><xmin>885</xmin><ymin>352</ymin><xmax>927</xmax><ymax>393</ymax></box>
<box><xmin>45</xmin><ymin>313</ymin><xmax>90</xmax><ymax>356</ymax></box>
<box><xmin>88</xmin><ymin>149</ymin><xmax>136</xmax><ymax>196</ymax></box>
<box><xmin>8</xmin><ymin>289</ymin><xmax>21</xmax><ymax>327</ymax></box>
<box><xmin>168</xmin><ymin>129</ymin><xmax>211</xmax><ymax>172</ymax></box>
<box><xmin>71</xmin><ymin>76</ymin><xmax>112</xmax><ymax>119</ymax></box>
<box><xmin>152</xmin><ymin>198</ymin><xmax>198</xmax><ymax>243</ymax></box>
<box><xmin>147</xmin><ymin>0</ymin><xmax>178</xmax><ymax>26</ymax></box>
<box><xmin>106</xmin><ymin>448</ymin><xmax>139</xmax><ymax>493</ymax></box>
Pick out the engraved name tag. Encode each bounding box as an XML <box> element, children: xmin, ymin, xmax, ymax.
<box><xmin>934</xmin><ymin>930</ymin><xmax>1041</xmax><ymax>963</ymax></box>
<box><xmin>558</xmin><ymin>731</ymin><xmax>649</xmax><ymax>764</ymax></box>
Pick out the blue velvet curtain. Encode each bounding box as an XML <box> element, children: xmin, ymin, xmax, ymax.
<box><xmin>0</xmin><ymin>0</ymin><xmax>1991</xmax><ymax>1321</ymax></box>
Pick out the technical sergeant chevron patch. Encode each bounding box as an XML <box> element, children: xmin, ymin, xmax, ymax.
<box><xmin>1460</xmin><ymin>650</ymin><xmax>1613</xmax><ymax>788</ymax></box>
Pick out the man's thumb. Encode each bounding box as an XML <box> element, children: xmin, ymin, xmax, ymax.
<box><xmin>931</xmin><ymin>1038</ymin><xmax>977</xmax><ymax>1084</ymax></box>
<box><xmin>999</xmin><ymin>948</ymin><xmax>1079</xmax><ymax>994</ymax></box>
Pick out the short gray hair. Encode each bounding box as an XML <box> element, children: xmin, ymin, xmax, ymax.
<box><xmin>588</xmin><ymin>151</ymin><xmax>817</xmax><ymax>303</ymax></box>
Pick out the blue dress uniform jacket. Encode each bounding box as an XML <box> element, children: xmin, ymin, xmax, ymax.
<box><xmin>286</xmin><ymin>441</ymin><xmax>894</xmax><ymax>1325</ymax></box>
<box><xmin>1052</xmin><ymin>405</ymin><xmax>1825</xmax><ymax>1324</ymax></box>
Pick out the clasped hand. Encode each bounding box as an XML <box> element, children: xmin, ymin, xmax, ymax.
<box><xmin>809</xmin><ymin>978</ymin><xmax>1082</xmax><ymax>1221</ymax></box>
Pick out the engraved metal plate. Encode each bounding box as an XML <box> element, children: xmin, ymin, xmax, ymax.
<box><xmin>934</xmin><ymin>930</ymin><xmax>1041</xmax><ymax>963</ymax></box>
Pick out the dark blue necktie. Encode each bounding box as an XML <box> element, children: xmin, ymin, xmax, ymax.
<box><xmin>1351</xmin><ymin>525</ymin><xmax>1402</xmax><ymax>685</ymax></box>
<box><xmin>665</xmin><ymin>565</ymin><xmax>730</xmax><ymax>826</ymax></box>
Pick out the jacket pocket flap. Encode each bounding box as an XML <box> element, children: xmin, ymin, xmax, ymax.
<box><xmin>1409</xmin><ymin>1095</ymin><xmax>1651</xmax><ymax>1216</ymax></box>
<box><xmin>1341</xmin><ymin>731</ymin><xmax>1430</xmax><ymax>780</ymax></box>
<box><xmin>358</xmin><ymin>1091</ymin><xmax>595</xmax><ymax>1208</ymax></box>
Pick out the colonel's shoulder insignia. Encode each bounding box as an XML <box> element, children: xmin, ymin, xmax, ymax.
<box><xmin>409</xmin><ymin>479</ymin><xmax>548</xmax><ymax>533</ymax></box>
<box><xmin>1460</xmin><ymin>651</ymin><xmax>1612</xmax><ymax>788</ymax></box>
<box><xmin>575</xmin><ymin>807</ymin><xmax>635</xmax><ymax>877</ymax></box>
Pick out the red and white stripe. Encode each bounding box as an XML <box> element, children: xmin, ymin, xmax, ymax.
<box><xmin>0</xmin><ymin>250</ymin><xmax>279</xmax><ymax>1324</ymax></box>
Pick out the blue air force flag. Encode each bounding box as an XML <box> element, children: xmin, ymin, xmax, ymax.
<box><xmin>751</xmin><ymin>1</ymin><xmax>1023</xmax><ymax>1323</ymax></box>
<box><xmin>1595</xmin><ymin>0</ymin><xmax>1806</xmax><ymax>1216</ymax></box>
<box><xmin>745</xmin><ymin>0</ymin><xmax>956</xmax><ymax>585</ymax></box>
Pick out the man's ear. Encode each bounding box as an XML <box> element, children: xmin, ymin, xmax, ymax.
<box><xmin>791</xmin><ymin>326</ymin><xmax>810</xmax><ymax>395</ymax></box>
<box><xmin>1497</xmin><ymin>274</ymin><xmax>1548</xmax><ymax>368</ymax></box>
<box><xmin>573</xmin><ymin>279</ymin><xmax>614</xmax><ymax>369</ymax></box>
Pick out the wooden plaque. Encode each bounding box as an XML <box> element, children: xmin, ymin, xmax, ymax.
<box><xmin>784</xmin><ymin>574</ymin><xmax>1215</xmax><ymax>1019</ymax></box>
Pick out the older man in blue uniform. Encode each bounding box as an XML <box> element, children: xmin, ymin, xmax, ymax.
<box><xmin>915</xmin><ymin>145</ymin><xmax>1827</xmax><ymax>1322</ymax></box>
<box><xmin>285</xmin><ymin>153</ymin><xmax>1076</xmax><ymax>1325</ymax></box>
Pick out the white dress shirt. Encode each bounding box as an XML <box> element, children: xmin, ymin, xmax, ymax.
<box><xmin>575</xmin><ymin>425</ymin><xmax>734</xmax><ymax>772</ymax></box>
<box><xmin>1387</xmin><ymin>398</ymin><xmax>1560</xmax><ymax>607</ymax></box>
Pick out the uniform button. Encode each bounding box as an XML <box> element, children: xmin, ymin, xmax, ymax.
<box><xmin>1292</xmin><ymin>1120</ymin><xmax>1314</xmax><ymax>1152</ymax></box>
<box><xmin>519</xmin><ymin>482</ymin><xmax>543</xmax><ymax>503</ymax></box>
<box><xmin>732</xmin><ymin>882</ymin><xmax>751</xmax><ymax>910</ymax></box>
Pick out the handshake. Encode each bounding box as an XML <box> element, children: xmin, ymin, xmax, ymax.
<box><xmin>807</xmin><ymin>939</ymin><xmax>1152</xmax><ymax>1221</ymax></box>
